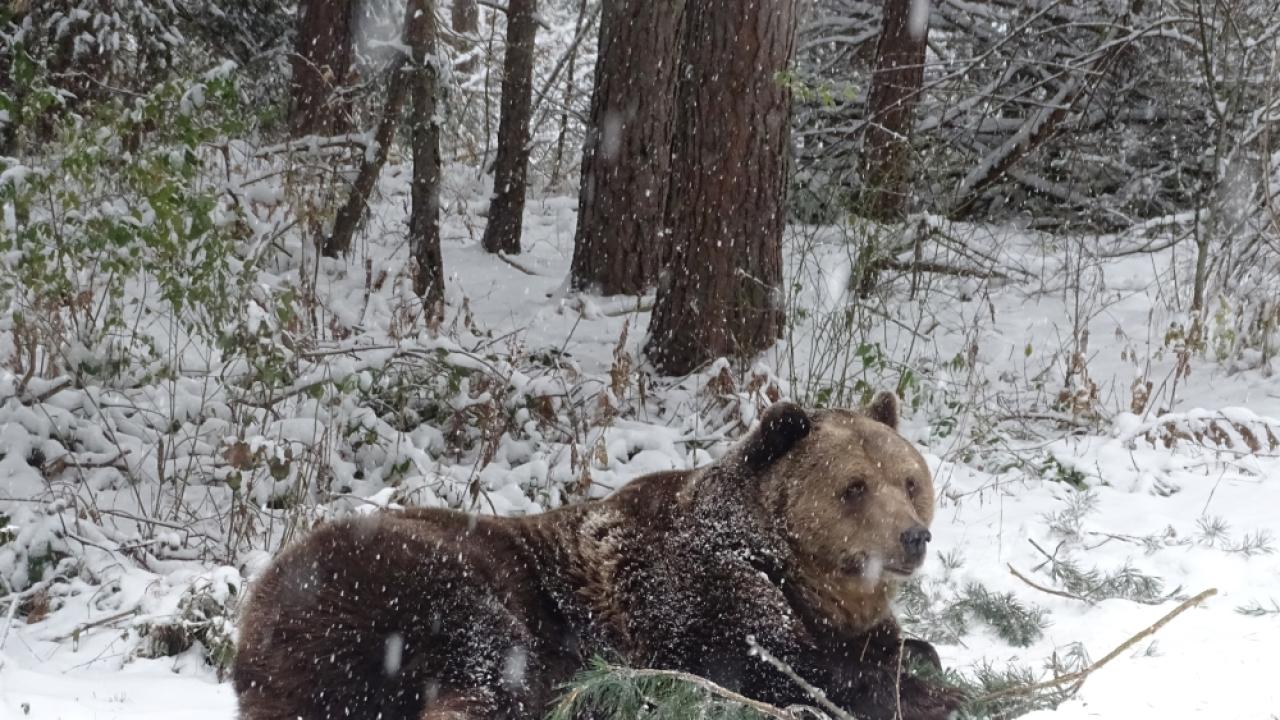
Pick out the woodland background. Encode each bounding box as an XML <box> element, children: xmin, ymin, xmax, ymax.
<box><xmin>1</xmin><ymin>1</ymin><xmax>1279</xmax><ymax>718</ymax></box>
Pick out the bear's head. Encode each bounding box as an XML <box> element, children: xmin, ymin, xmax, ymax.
<box><xmin>738</xmin><ymin>394</ymin><xmax>936</xmax><ymax>629</ymax></box>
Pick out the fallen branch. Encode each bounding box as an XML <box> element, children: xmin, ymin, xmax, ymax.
<box><xmin>551</xmin><ymin>662</ymin><xmax>800</xmax><ymax>720</ymax></box>
<box><xmin>976</xmin><ymin>587</ymin><xmax>1217</xmax><ymax>704</ymax></box>
<box><xmin>56</xmin><ymin>607</ymin><xmax>139</xmax><ymax>643</ymax></box>
<box><xmin>600</xmin><ymin>300</ymin><xmax>654</xmax><ymax>318</ymax></box>
<box><xmin>995</xmin><ymin>412</ymin><xmax>1098</xmax><ymax>429</ymax></box>
<box><xmin>883</xmin><ymin>258</ymin><xmax>1008</xmax><ymax>280</ymax></box>
<box><xmin>252</xmin><ymin>132</ymin><xmax>370</xmax><ymax>159</ymax></box>
<box><xmin>1008</xmin><ymin>564</ymin><xmax>1089</xmax><ymax>603</ymax></box>
<box><xmin>496</xmin><ymin>252</ymin><xmax>541</xmax><ymax>276</ymax></box>
<box><xmin>748</xmin><ymin>637</ymin><xmax>857</xmax><ymax>720</ymax></box>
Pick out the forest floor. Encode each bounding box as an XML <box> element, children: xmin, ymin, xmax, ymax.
<box><xmin>2</xmin><ymin>165</ymin><xmax>1278</xmax><ymax>718</ymax></box>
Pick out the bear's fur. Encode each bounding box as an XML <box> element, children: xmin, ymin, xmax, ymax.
<box><xmin>233</xmin><ymin>395</ymin><xmax>963</xmax><ymax>720</ymax></box>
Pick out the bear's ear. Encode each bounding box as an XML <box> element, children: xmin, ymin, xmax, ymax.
<box><xmin>866</xmin><ymin>391</ymin><xmax>899</xmax><ymax>430</ymax></box>
<box><xmin>742</xmin><ymin>402</ymin><xmax>811</xmax><ymax>472</ymax></box>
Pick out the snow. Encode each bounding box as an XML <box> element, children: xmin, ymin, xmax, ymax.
<box><xmin>2</xmin><ymin>166</ymin><xmax>1279</xmax><ymax>719</ymax></box>
<box><xmin>1</xmin><ymin>662</ymin><xmax>236</xmax><ymax>720</ymax></box>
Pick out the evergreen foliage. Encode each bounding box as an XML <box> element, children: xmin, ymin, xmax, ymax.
<box><xmin>955</xmin><ymin>583</ymin><xmax>1049</xmax><ymax>648</ymax></box>
<box><xmin>1042</xmin><ymin>490</ymin><xmax>1100</xmax><ymax>540</ymax></box>
<box><xmin>899</xmin><ymin>579</ymin><xmax>1047</xmax><ymax>648</ymax></box>
<box><xmin>549</xmin><ymin>654</ymin><xmax>1082</xmax><ymax>720</ymax></box>
<box><xmin>1042</xmin><ymin>556</ymin><xmax>1175</xmax><ymax>605</ymax></box>
<box><xmin>546</xmin><ymin>658</ymin><xmax>811</xmax><ymax>720</ymax></box>
<box><xmin>1235</xmin><ymin>598</ymin><xmax>1280</xmax><ymax>617</ymax></box>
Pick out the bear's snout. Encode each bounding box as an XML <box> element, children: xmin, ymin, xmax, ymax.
<box><xmin>900</xmin><ymin>525</ymin><xmax>931</xmax><ymax>563</ymax></box>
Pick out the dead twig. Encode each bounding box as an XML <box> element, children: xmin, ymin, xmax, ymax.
<box><xmin>55</xmin><ymin>607</ymin><xmax>139</xmax><ymax>642</ymax></box>
<box><xmin>976</xmin><ymin>587</ymin><xmax>1218</xmax><ymax>704</ymax></box>
<box><xmin>1028</xmin><ymin>538</ymin><xmax>1063</xmax><ymax>571</ymax></box>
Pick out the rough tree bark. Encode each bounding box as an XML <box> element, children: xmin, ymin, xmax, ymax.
<box><xmin>408</xmin><ymin>0</ymin><xmax>445</xmax><ymax>322</ymax></box>
<box><xmin>644</xmin><ymin>0</ymin><xmax>798</xmax><ymax>376</ymax></box>
<box><xmin>569</xmin><ymin>0</ymin><xmax>686</xmax><ymax>295</ymax></box>
<box><xmin>290</xmin><ymin>0</ymin><xmax>355</xmax><ymax>137</ymax></box>
<box><xmin>480</xmin><ymin>0</ymin><xmax>538</xmax><ymax>255</ymax></box>
<box><xmin>861</xmin><ymin>0</ymin><xmax>928</xmax><ymax>221</ymax></box>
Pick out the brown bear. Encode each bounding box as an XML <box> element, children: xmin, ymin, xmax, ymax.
<box><xmin>233</xmin><ymin>394</ymin><xmax>963</xmax><ymax>720</ymax></box>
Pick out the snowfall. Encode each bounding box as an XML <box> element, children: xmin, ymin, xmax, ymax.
<box><xmin>1</xmin><ymin>163</ymin><xmax>1278</xmax><ymax>719</ymax></box>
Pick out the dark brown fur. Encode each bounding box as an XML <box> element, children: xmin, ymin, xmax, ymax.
<box><xmin>234</xmin><ymin>398</ymin><xmax>963</xmax><ymax>720</ymax></box>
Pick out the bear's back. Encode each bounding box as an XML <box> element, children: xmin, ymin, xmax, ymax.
<box><xmin>233</xmin><ymin>510</ymin><xmax>564</xmax><ymax>720</ymax></box>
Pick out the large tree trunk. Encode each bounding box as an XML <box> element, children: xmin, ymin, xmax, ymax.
<box><xmin>861</xmin><ymin>0</ymin><xmax>928</xmax><ymax>221</ymax></box>
<box><xmin>408</xmin><ymin>0</ymin><xmax>445</xmax><ymax>322</ymax></box>
<box><xmin>480</xmin><ymin>0</ymin><xmax>538</xmax><ymax>255</ymax></box>
<box><xmin>290</xmin><ymin>0</ymin><xmax>355</xmax><ymax>137</ymax></box>
<box><xmin>644</xmin><ymin>0</ymin><xmax>798</xmax><ymax>376</ymax></box>
<box><xmin>569</xmin><ymin>0</ymin><xmax>686</xmax><ymax>296</ymax></box>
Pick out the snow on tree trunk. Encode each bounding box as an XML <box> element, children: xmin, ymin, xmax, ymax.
<box><xmin>569</xmin><ymin>0</ymin><xmax>686</xmax><ymax>296</ymax></box>
<box><xmin>644</xmin><ymin>0</ymin><xmax>797</xmax><ymax>376</ymax></box>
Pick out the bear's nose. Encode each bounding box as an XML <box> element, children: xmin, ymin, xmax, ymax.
<box><xmin>900</xmin><ymin>526</ymin><xmax>931</xmax><ymax>560</ymax></box>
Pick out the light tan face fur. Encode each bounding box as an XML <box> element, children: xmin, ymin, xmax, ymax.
<box><xmin>763</xmin><ymin>409</ymin><xmax>935</xmax><ymax>625</ymax></box>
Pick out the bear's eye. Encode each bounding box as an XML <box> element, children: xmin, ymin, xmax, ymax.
<box><xmin>842</xmin><ymin>480</ymin><xmax>867</xmax><ymax>504</ymax></box>
<box><xmin>905</xmin><ymin>479</ymin><xmax>918</xmax><ymax>498</ymax></box>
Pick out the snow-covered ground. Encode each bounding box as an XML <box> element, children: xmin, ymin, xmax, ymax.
<box><xmin>3</xmin><ymin>166</ymin><xmax>1279</xmax><ymax>718</ymax></box>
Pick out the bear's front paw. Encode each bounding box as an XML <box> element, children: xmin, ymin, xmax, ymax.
<box><xmin>901</xmin><ymin>681</ymin><xmax>967</xmax><ymax>717</ymax></box>
<box><xmin>900</xmin><ymin>638</ymin><xmax>942</xmax><ymax>671</ymax></box>
<box><xmin>900</xmin><ymin>679</ymin><xmax>968</xmax><ymax>720</ymax></box>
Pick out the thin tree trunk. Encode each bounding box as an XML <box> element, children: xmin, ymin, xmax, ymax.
<box><xmin>480</xmin><ymin>0</ymin><xmax>537</xmax><ymax>255</ymax></box>
<box><xmin>1191</xmin><ymin>207</ymin><xmax>1212</xmax><ymax>315</ymax></box>
<box><xmin>548</xmin><ymin>0</ymin><xmax>590</xmax><ymax>188</ymax></box>
<box><xmin>861</xmin><ymin>0</ymin><xmax>928</xmax><ymax>221</ymax></box>
<box><xmin>290</xmin><ymin>0</ymin><xmax>355</xmax><ymax>138</ymax></box>
<box><xmin>451</xmin><ymin>0</ymin><xmax>479</xmax><ymax>74</ymax></box>
<box><xmin>644</xmin><ymin>0</ymin><xmax>798</xmax><ymax>376</ymax></box>
<box><xmin>547</xmin><ymin>46</ymin><xmax>577</xmax><ymax>189</ymax></box>
<box><xmin>323</xmin><ymin>24</ymin><xmax>415</xmax><ymax>257</ymax></box>
<box><xmin>569</xmin><ymin>0</ymin><xmax>686</xmax><ymax>295</ymax></box>
<box><xmin>408</xmin><ymin>0</ymin><xmax>445</xmax><ymax>322</ymax></box>
<box><xmin>0</xmin><ymin>3</ymin><xmax>27</xmax><ymax>155</ymax></box>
